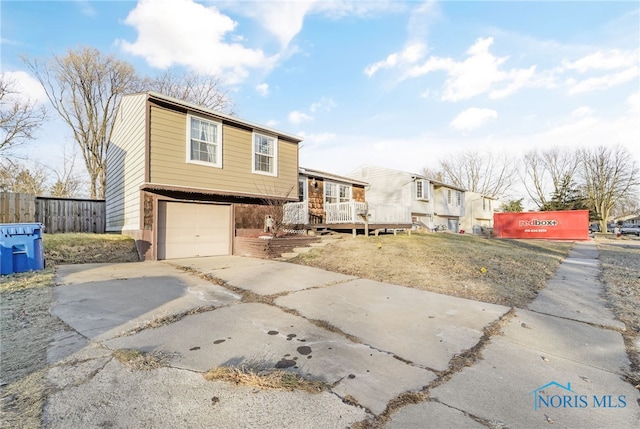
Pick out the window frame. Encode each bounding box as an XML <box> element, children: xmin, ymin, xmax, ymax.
<box><xmin>186</xmin><ymin>114</ymin><xmax>222</xmax><ymax>168</ymax></box>
<box><xmin>252</xmin><ymin>131</ymin><xmax>278</xmax><ymax>177</ymax></box>
<box><xmin>298</xmin><ymin>178</ymin><xmax>307</xmax><ymax>202</ymax></box>
<box><xmin>416</xmin><ymin>179</ymin><xmax>430</xmax><ymax>201</ymax></box>
<box><xmin>325</xmin><ymin>181</ymin><xmax>352</xmax><ymax>204</ymax></box>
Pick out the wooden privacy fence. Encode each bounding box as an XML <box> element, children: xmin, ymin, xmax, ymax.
<box><xmin>0</xmin><ymin>192</ymin><xmax>106</xmax><ymax>233</ymax></box>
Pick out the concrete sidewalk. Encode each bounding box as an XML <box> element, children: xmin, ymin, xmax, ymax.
<box><xmin>44</xmin><ymin>241</ymin><xmax>639</xmax><ymax>428</ymax></box>
<box><xmin>421</xmin><ymin>241</ymin><xmax>639</xmax><ymax>428</ymax></box>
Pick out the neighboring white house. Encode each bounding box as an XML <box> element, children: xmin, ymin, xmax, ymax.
<box><xmin>460</xmin><ymin>191</ymin><xmax>499</xmax><ymax>234</ymax></box>
<box><xmin>348</xmin><ymin>165</ymin><xmax>466</xmax><ymax>232</ymax></box>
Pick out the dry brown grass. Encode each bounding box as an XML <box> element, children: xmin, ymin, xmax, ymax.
<box><xmin>44</xmin><ymin>233</ymin><xmax>139</xmax><ymax>266</ymax></box>
<box><xmin>203</xmin><ymin>366</ymin><xmax>327</xmax><ymax>393</ymax></box>
<box><xmin>1</xmin><ymin>234</ymin><xmax>140</xmax><ymax>428</ymax></box>
<box><xmin>118</xmin><ymin>305</ymin><xmax>218</xmax><ymax>337</ymax></box>
<box><xmin>112</xmin><ymin>349</ymin><xmax>168</xmax><ymax>370</ymax></box>
<box><xmin>0</xmin><ymin>268</ymin><xmax>62</xmax><ymax>428</ymax></box>
<box><xmin>595</xmin><ymin>235</ymin><xmax>640</xmax><ymax>388</ymax></box>
<box><xmin>0</xmin><ymin>368</ymin><xmax>49</xmax><ymax>428</ymax></box>
<box><xmin>292</xmin><ymin>232</ymin><xmax>574</xmax><ymax>308</ymax></box>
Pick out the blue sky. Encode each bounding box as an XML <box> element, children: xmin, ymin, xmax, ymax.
<box><xmin>2</xmin><ymin>0</ymin><xmax>639</xmax><ymax>198</ymax></box>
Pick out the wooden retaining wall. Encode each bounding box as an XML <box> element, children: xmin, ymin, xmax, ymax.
<box><xmin>233</xmin><ymin>235</ymin><xmax>320</xmax><ymax>258</ymax></box>
<box><xmin>0</xmin><ymin>192</ymin><xmax>106</xmax><ymax>233</ymax></box>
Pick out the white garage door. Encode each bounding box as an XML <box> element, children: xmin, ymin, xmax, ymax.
<box><xmin>157</xmin><ymin>202</ymin><xmax>231</xmax><ymax>259</ymax></box>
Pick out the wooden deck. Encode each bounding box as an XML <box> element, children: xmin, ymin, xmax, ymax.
<box><xmin>307</xmin><ymin>223</ymin><xmax>413</xmax><ymax>236</ymax></box>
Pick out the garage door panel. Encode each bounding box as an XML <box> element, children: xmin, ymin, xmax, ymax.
<box><xmin>158</xmin><ymin>202</ymin><xmax>231</xmax><ymax>259</ymax></box>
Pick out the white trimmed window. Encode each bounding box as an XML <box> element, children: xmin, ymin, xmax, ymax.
<box><xmin>325</xmin><ymin>182</ymin><xmax>351</xmax><ymax>204</ymax></box>
<box><xmin>253</xmin><ymin>132</ymin><xmax>278</xmax><ymax>176</ymax></box>
<box><xmin>416</xmin><ymin>180</ymin><xmax>429</xmax><ymax>200</ymax></box>
<box><xmin>298</xmin><ymin>178</ymin><xmax>307</xmax><ymax>202</ymax></box>
<box><xmin>187</xmin><ymin>115</ymin><xmax>221</xmax><ymax>167</ymax></box>
<box><xmin>456</xmin><ymin>191</ymin><xmax>462</xmax><ymax>206</ymax></box>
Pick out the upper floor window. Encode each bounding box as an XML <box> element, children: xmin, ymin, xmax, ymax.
<box><xmin>456</xmin><ymin>191</ymin><xmax>462</xmax><ymax>206</ymax></box>
<box><xmin>188</xmin><ymin>115</ymin><xmax>222</xmax><ymax>167</ymax></box>
<box><xmin>325</xmin><ymin>182</ymin><xmax>351</xmax><ymax>204</ymax></box>
<box><xmin>253</xmin><ymin>132</ymin><xmax>278</xmax><ymax>176</ymax></box>
<box><xmin>416</xmin><ymin>180</ymin><xmax>429</xmax><ymax>200</ymax></box>
<box><xmin>447</xmin><ymin>189</ymin><xmax>452</xmax><ymax>205</ymax></box>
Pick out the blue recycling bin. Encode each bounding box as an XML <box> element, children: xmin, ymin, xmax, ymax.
<box><xmin>0</xmin><ymin>223</ymin><xmax>45</xmax><ymax>275</ymax></box>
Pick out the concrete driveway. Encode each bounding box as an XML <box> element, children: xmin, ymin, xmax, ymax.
<box><xmin>46</xmin><ymin>243</ymin><xmax>639</xmax><ymax>428</ymax></box>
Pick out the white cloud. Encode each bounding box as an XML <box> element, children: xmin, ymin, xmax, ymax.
<box><xmin>364</xmin><ymin>42</ymin><xmax>427</xmax><ymax>77</ymax></box>
<box><xmin>450</xmin><ymin>108</ymin><xmax>498</xmax><ymax>131</ymax></box>
<box><xmin>559</xmin><ymin>48</ymin><xmax>640</xmax><ymax>94</ymax></box>
<box><xmin>74</xmin><ymin>0</ymin><xmax>96</xmax><ymax>17</ymax></box>
<box><xmin>567</xmin><ymin>66</ymin><xmax>639</xmax><ymax>94</ymax></box>
<box><xmin>287</xmin><ymin>97</ymin><xmax>335</xmax><ymax>126</ymax></box>
<box><xmin>238</xmin><ymin>1</ymin><xmax>314</xmax><ymax>48</ymax></box>
<box><xmin>571</xmin><ymin>106</ymin><xmax>594</xmax><ymax>118</ymax></box>
<box><xmin>488</xmin><ymin>66</ymin><xmax>537</xmax><ymax>99</ymax></box>
<box><xmin>234</xmin><ymin>1</ymin><xmax>401</xmax><ymax>52</ymax></box>
<box><xmin>0</xmin><ymin>70</ymin><xmax>47</xmax><ymax>105</ymax></box>
<box><xmin>255</xmin><ymin>83</ymin><xmax>269</xmax><ymax>97</ymax></box>
<box><xmin>265</xmin><ymin>119</ymin><xmax>279</xmax><ymax>127</ymax></box>
<box><xmin>118</xmin><ymin>0</ymin><xmax>276</xmax><ymax>84</ymax></box>
<box><xmin>297</xmin><ymin>131</ymin><xmax>337</xmax><ymax>144</ymax></box>
<box><xmin>288</xmin><ymin>110</ymin><xmax>313</xmax><ymax>124</ymax></box>
<box><xmin>300</xmin><ymin>96</ymin><xmax>640</xmax><ymax>182</ymax></box>
<box><xmin>628</xmin><ymin>92</ymin><xmax>640</xmax><ymax>115</ymax></box>
<box><xmin>312</xmin><ymin>0</ymin><xmax>403</xmax><ymax>19</ymax></box>
<box><xmin>563</xmin><ymin>49</ymin><xmax>639</xmax><ymax>73</ymax></box>
<box><xmin>309</xmin><ymin>97</ymin><xmax>336</xmax><ymax>113</ymax></box>
<box><xmin>403</xmin><ymin>37</ymin><xmax>548</xmax><ymax>102</ymax></box>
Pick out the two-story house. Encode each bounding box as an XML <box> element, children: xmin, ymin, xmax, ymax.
<box><xmin>348</xmin><ymin>165</ymin><xmax>465</xmax><ymax>232</ymax></box>
<box><xmin>105</xmin><ymin>92</ymin><xmax>302</xmax><ymax>260</ymax></box>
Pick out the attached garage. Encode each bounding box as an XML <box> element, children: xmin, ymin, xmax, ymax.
<box><xmin>157</xmin><ymin>201</ymin><xmax>232</xmax><ymax>259</ymax></box>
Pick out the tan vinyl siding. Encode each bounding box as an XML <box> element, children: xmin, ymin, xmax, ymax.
<box><xmin>106</xmin><ymin>94</ymin><xmax>147</xmax><ymax>232</ymax></box>
<box><xmin>149</xmin><ymin>106</ymin><xmax>298</xmax><ymax>197</ymax></box>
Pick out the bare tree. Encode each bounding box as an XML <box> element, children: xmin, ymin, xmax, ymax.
<box><xmin>580</xmin><ymin>145</ymin><xmax>639</xmax><ymax>232</ymax></box>
<box><xmin>419</xmin><ymin>166</ymin><xmax>444</xmax><ymax>182</ymax></box>
<box><xmin>0</xmin><ymin>75</ymin><xmax>46</xmax><ymax>154</ymax></box>
<box><xmin>148</xmin><ymin>69</ymin><xmax>235</xmax><ymax>114</ymax></box>
<box><xmin>23</xmin><ymin>47</ymin><xmax>141</xmax><ymax>199</ymax></box>
<box><xmin>522</xmin><ymin>148</ymin><xmax>581</xmax><ymax>209</ymax></box>
<box><xmin>439</xmin><ymin>150</ymin><xmax>517</xmax><ymax>198</ymax></box>
<box><xmin>0</xmin><ymin>160</ymin><xmax>48</xmax><ymax>195</ymax></box>
<box><xmin>611</xmin><ymin>194</ymin><xmax>640</xmax><ymax>219</ymax></box>
<box><xmin>251</xmin><ymin>181</ymin><xmax>298</xmax><ymax>238</ymax></box>
<box><xmin>48</xmin><ymin>147</ymin><xmax>84</xmax><ymax>198</ymax></box>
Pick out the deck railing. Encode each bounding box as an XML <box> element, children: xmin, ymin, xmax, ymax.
<box><xmin>367</xmin><ymin>204</ymin><xmax>411</xmax><ymax>224</ymax></box>
<box><xmin>284</xmin><ymin>201</ymin><xmax>412</xmax><ymax>226</ymax></box>
<box><xmin>283</xmin><ymin>201</ymin><xmax>308</xmax><ymax>225</ymax></box>
<box><xmin>325</xmin><ymin>201</ymin><xmax>368</xmax><ymax>224</ymax></box>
